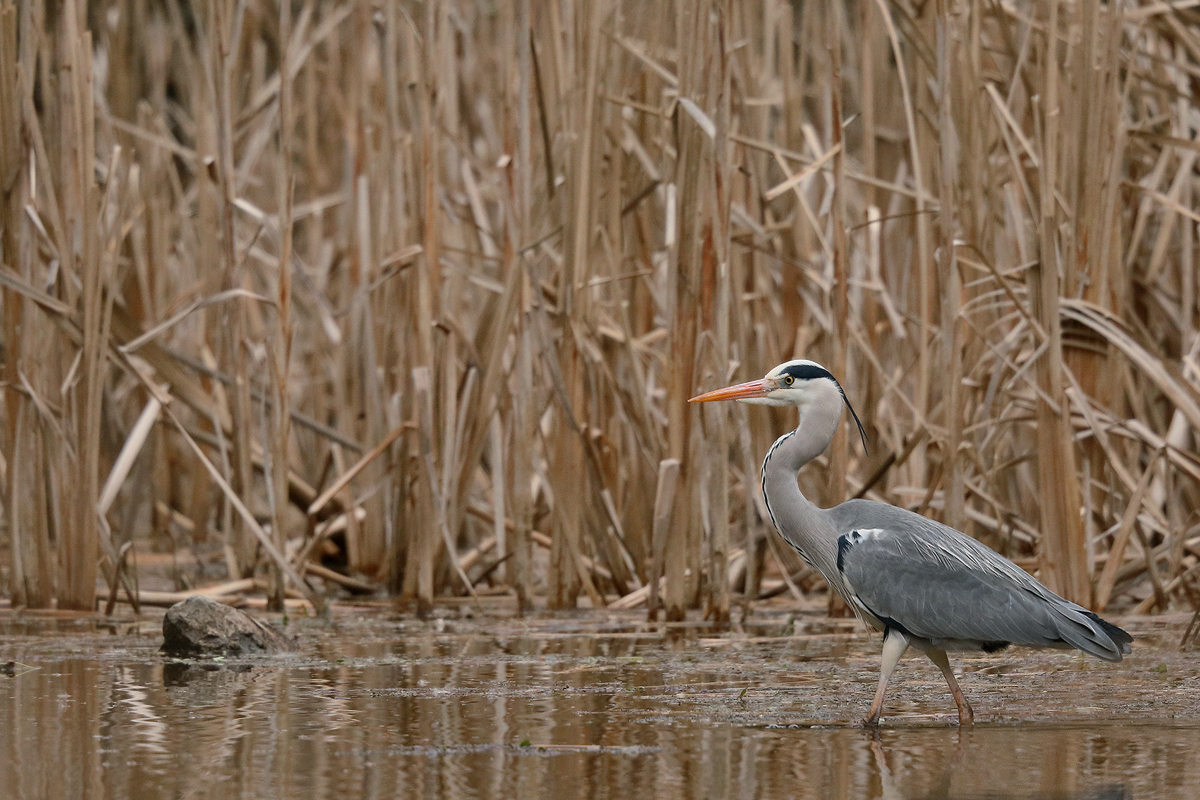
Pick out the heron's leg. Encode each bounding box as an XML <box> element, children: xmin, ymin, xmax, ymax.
<box><xmin>925</xmin><ymin>648</ymin><xmax>974</xmax><ymax>726</ymax></box>
<box><xmin>862</xmin><ymin>629</ymin><xmax>909</xmax><ymax>726</ymax></box>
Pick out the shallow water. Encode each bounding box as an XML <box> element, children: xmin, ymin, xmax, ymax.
<box><xmin>0</xmin><ymin>608</ymin><xmax>1197</xmax><ymax>799</ymax></box>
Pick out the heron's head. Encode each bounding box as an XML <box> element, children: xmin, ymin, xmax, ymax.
<box><xmin>689</xmin><ymin>359</ymin><xmax>869</xmax><ymax>450</ymax></box>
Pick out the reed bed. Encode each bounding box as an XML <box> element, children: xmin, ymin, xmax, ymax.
<box><xmin>1</xmin><ymin>0</ymin><xmax>1198</xmax><ymax>619</ymax></box>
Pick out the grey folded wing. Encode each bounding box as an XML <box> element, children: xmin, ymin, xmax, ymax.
<box><xmin>835</xmin><ymin>523</ymin><xmax>1130</xmax><ymax>661</ymax></box>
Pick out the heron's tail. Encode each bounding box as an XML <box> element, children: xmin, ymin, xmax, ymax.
<box><xmin>1085</xmin><ymin>611</ymin><xmax>1133</xmax><ymax>659</ymax></box>
<box><xmin>1053</xmin><ymin>604</ymin><xmax>1133</xmax><ymax>662</ymax></box>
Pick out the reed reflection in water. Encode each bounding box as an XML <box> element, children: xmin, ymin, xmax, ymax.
<box><xmin>0</xmin><ymin>620</ymin><xmax>1192</xmax><ymax>799</ymax></box>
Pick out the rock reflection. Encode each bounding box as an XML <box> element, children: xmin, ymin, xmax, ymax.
<box><xmin>162</xmin><ymin>660</ymin><xmax>253</xmax><ymax>686</ymax></box>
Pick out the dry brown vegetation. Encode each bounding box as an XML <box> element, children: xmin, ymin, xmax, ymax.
<box><xmin>1</xmin><ymin>0</ymin><xmax>1199</xmax><ymax>619</ymax></box>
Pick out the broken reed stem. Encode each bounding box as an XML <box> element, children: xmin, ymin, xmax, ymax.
<box><xmin>1094</xmin><ymin>448</ymin><xmax>1165</xmax><ymax>611</ymax></box>
<box><xmin>648</xmin><ymin>459</ymin><xmax>680</xmax><ymax>620</ymax></box>
<box><xmin>157</xmin><ymin>389</ymin><xmax>324</xmax><ymax>613</ymax></box>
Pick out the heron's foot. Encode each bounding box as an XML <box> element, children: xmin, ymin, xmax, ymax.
<box><xmin>859</xmin><ymin>713</ymin><xmax>882</xmax><ymax>728</ymax></box>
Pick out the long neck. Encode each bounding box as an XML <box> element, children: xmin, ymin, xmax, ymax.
<box><xmin>760</xmin><ymin>399</ymin><xmax>844</xmax><ymax>584</ymax></box>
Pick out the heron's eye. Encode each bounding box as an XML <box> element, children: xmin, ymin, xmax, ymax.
<box><xmin>783</xmin><ymin>375</ymin><xmax>794</xmax><ymax>386</ymax></box>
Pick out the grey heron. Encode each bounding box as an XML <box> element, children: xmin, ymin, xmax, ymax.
<box><xmin>690</xmin><ymin>359</ymin><xmax>1132</xmax><ymax>725</ymax></box>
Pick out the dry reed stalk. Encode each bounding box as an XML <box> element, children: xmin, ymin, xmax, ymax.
<box><xmin>345</xmin><ymin>2</ymin><xmax>389</xmax><ymax>579</ymax></box>
<box><xmin>505</xmin><ymin>0</ymin><xmax>535</xmax><ymax>613</ymax></box>
<box><xmin>399</xmin><ymin>0</ymin><xmax>444</xmax><ymax>615</ymax></box>
<box><xmin>211</xmin><ymin>0</ymin><xmax>256</xmax><ymax>579</ymax></box>
<box><xmin>704</xmin><ymin>0</ymin><xmax>733</xmax><ymax>625</ymax></box>
<box><xmin>509</xmin><ymin>316</ymin><xmax>535</xmax><ymax>612</ymax></box>
<box><xmin>409</xmin><ymin>366</ymin><xmax>437</xmax><ymax>613</ymax></box>
<box><xmin>0</xmin><ymin>0</ymin><xmax>22</xmax><ymax>602</ymax></box>
<box><xmin>545</xmin><ymin>0</ymin><xmax>600</xmax><ymax>610</ymax></box>
<box><xmin>377</xmin><ymin>0</ymin><xmax>409</xmax><ymax>598</ymax></box>
<box><xmin>872</xmin><ymin>0</ymin><xmax>933</xmax><ymax>493</ymax></box>
<box><xmin>663</xmin><ymin>0</ymin><xmax>711</xmax><ymax>622</ymax></box>
<box><xmin>935</xmin><ymin>1</ymin><xmax>965</xmax><ymax>534</ymax></box>
<box><xmin>267</xmin><ymin>0</ymin><xmax>296</xmax><ymax>612</ymax></box>
<box><xmin>98</xmin><ymin>397</ymin><xmax>161</xmax><ymax>519</ymax></box>
<box><xmin>827</xmin><ymin>0</ymin><xmax>849</xmax><ymax>514</ymax></box>
<box><xmin>9</xmin><ymin>402</ymin><xmax>51</xmax><ymax>607</ymax></box>
<box><xmin>60</xmin><ymin>1</ymin><xmax>105</xmax><ymax>610</ymax></box>
<box><xmin>1026</xmin><ymin>1</ymin><xmax>1090</xmax><ymax>606</ymax></box>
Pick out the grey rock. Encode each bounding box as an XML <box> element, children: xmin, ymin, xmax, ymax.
<box><xmin>161</xmin><ymin>595</ymin><xmax>296</xmax><ymax>657</ymax></box>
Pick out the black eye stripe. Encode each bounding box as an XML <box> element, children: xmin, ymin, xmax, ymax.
<box><xmin>781</xmin><ymin>364</ymin><xmax>835</xmax><ymax>382</ymax></box>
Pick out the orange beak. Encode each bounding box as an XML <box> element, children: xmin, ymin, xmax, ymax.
<box><xmin>688</xmin><ymin>379</ymin><xmax>770</xmax><ymax>403</ymax></box>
